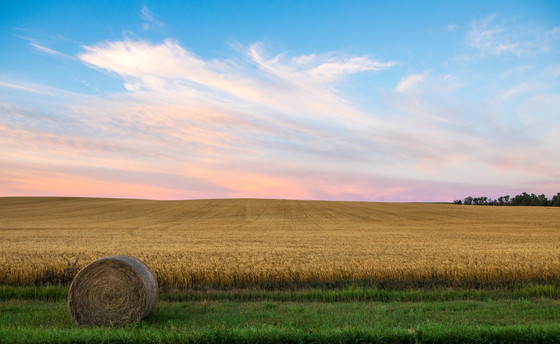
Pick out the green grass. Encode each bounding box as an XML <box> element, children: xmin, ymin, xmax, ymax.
<box><xmin>2</xmin><ymin>284</ymin><xmax>560</xmax><ymax>343</ymax></box>
<box><xmin>4</xmin><ymin>298</ymin><xmax>560</xmax><ymax>329</ymax></box>
<box><xmin>2</xmin><ymin>326</ymin><xmax>560</xmax><ymax>344</ymax></box>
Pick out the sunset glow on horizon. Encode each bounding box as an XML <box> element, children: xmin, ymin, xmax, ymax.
<box><xmin>1</xmin><ymin>1</ymin><xmax>559</xmax><ymax>202</ymax></box>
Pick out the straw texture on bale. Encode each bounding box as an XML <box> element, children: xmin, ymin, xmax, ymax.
<box><xmin>68</xmin><ymin>255</ymin><xmax>158</xmax><ymax>326</ymax></box>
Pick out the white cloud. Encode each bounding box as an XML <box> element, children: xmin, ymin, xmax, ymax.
<box><xmin>248</xmin><ymin>42</ymin><xmax>396</xmax><ymax>83</ymax></box>
<box><xmin>394</xmin><ymin>71</ymin><xmax>429</xmax><ymax>94</ymax></box>
<box><xmin>78</xmin><ymin>39</ymin><xmax>396</xmax><ymax>128</ymax></box>
<box><xmin>447</xmin><ymin>24</ymin><xmax>457</xmax><ymax>32</ymax></box>
<box><xmin>74</xmin><ymin>39</ymin><xmax>558</xmax><ymax>187</ymax></box>
<box><xmin>73</xmin><ymin>39</ymin><xmax>469</xmax><ymax>186</ymax></box>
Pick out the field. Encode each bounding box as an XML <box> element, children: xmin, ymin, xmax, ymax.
<box><xmin>1</xmin><ymin>197</ymin><xmax>560</xmax><ymax>287</ymax></box>
<box><xmin>1</xmin><ymin>197</ymin><xmax>560</xmax><ymax>343</ymax></box>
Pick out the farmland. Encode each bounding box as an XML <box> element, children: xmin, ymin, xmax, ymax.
<box><xmin>2</xmin><ymin>197</ymin><xmax>560</xmax><ymax>343</ymax></box>
<box><xmin>1</xmin><ymin>197</ymin><xmax>560</xmax><ymax>287</ymax></box>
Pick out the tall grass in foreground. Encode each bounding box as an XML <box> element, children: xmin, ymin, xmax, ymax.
<box><xmin>3</xmin><ymin>283</ymin><xmax>560</xmax><ymax>302</ymax></box>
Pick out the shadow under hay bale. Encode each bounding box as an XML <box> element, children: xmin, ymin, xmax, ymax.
<box><xmin>68</xmin><ymin>255</ymin><xmax>158</xmax><ymax>326</ymax></box>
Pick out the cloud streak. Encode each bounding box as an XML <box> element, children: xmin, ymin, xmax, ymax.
<box><xmin>0</xmin><ymin>81</ymin><xmax>50</xmax><ymax>94</ymax></box>
<box><xmin>140</xmin><ymin>6</ymin><xmax>164</xmax><ymax>31</ymax></box>
<box><xmin>29</xmin><ymin>42</ymin><xmax>73</xmax><ymax>59</ymax></box>
<box><xmin>466</xmin><ymin>14</ymin><xmax>560</xmax><ymax>56</ymax></box>
<box><xmin>394</xmin><ymin>71</ymin><xmax>429</xmax><ymax>94</ymax></box>
<box><xmin>15</xmin><ymin>34</ymin><xmax>74</xmax><ymax>59</ymax></box>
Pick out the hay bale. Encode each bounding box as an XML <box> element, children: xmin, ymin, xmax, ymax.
<box><xmin>68</xmin><ymin>255</ymin><xmax>158</xmax><ymax>326</ymax></box>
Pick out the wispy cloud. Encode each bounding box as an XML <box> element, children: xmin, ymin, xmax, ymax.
<box><xmin>394</xmin><ymin>71</ymin><xmax>429</xmax><ymax>94</ymax></box>
<box><xmin>30</xmin><ymin>42</ymin><xmax>73</xmax><ymax>59</ymax></box>
<box><xmin>495</xmin><ymin>81</ymin><xmax>536</xmax><ymax>102</ymax></box>
<box><xmin>247</xmin><ymin>42</ymin><xmax>397</xmax><ymax>83</ymax></box>
<box><xmin>15</xmin><ymin>34</ymin><xmax>74</xmax><ymax>59</ymax></box>
<box><xmin>499</xmin><ymin>64</ymin><xmax>537</xmax><ymax>79</ymax></box>
<box><xmin>78</xmin><ymin>38</ymin><xmax>396</xmax><ymax>131</ymax></box>
<box><xmin>140</xmin><ymin>6</ymin><xmax>164</xmax><ymax>31</ymax></box>
<box><xmin>466</xmin><ymin>14</ymin><xmax>560</xmax><ymax>56</ymax></box>
<box><xmin>0</xmin><ymin>80</ymin><xmax>50</xmax><ymax>94</ymax></box>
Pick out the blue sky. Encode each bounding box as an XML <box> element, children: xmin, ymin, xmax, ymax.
<box><xmin>1</xmin><ymin>1</ymin><xmax>559</xmax><ymax>201</ymax></box>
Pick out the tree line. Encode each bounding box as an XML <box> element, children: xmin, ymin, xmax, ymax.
<box><xmin>453</xmin><ymin>192</ymin><xmax>560</xmax><ymax>206</ymax></box>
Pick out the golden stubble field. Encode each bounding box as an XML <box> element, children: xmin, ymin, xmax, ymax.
<box><xmin>1</xmin><ymin>197</ymin><xmax>559</xmax><ymax>287</ymax></box>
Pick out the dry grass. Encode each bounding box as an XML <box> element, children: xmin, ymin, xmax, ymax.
<box><xmin>1</xmin><ymin>197</ymin><xmax>559</xmax><ymax>287</ymax></box>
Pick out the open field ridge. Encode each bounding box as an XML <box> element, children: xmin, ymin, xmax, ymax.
<box><xmin>1</xmin><ymin>197</ymin><xmax>559</xmax><ymax>287</ymax></box>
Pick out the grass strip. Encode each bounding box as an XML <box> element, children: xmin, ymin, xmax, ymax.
<box><xmin>1</xmin><ymin>325</ymin><xmax>560</xmax><ymax>344</ymax></box>
<box><xmin>0</xmin><ymin>299</ymin><xmax>560</xmax><ymax>343</ymax></box>
<box><xmin>0</xmin><ymin>285</ymin><xmax>68</xmax><ymax>301</ymax></box>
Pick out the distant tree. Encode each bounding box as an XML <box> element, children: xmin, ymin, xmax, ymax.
<box><xmin>537</xmin><ymin>194</ymin><xmax>549</xmax><ymax>206</ymax></box>
<box><xmin>453</xmin><ymin>199</ymin><xmax>462</xmax><ymax>204</ymax></box>
<box><xmin>551</xmin><ymin>193</ymin><xmax>560</xmax><ymax>207</ymax></box>
<box><xmin>459</xmin><ymin>193</ymin><xmax>557</xmax><ymax>206</ymax></box>
<box><xmin>511</xmin><ymin>192</ymin><xmax>530</xmax><ymax>206</ymax></box>
<box><xmin>510</xmin><ymin>192</ymin><xmax>548</xmax><ymax>206</ymax></box>
<box><xmin>530</xmin><ymin>193</ymin><xmax>539</xmax><ymax>206</ymax></box>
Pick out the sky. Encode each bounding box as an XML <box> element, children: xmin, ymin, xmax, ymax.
<box><xmin>1</xmin><ymin>1</ymin><xmax>559</xmax><ymax>202</ymax></box>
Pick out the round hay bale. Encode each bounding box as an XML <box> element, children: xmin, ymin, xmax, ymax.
<box><xmin>68</xmin><ymin>255</ymin><xmax>158</xmax><ymax>326</ymax></box>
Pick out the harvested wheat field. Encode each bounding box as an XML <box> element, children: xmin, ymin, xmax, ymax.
<box><xmin>1</xmin><ymin>197</ymin><xmax>559</xmax><ymax>287</ymax></box>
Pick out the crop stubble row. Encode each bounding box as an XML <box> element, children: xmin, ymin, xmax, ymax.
<box><xmin>1</xmin><ymin>197</ymin><xmax>559</xmax><ymax>287</ymax></box>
